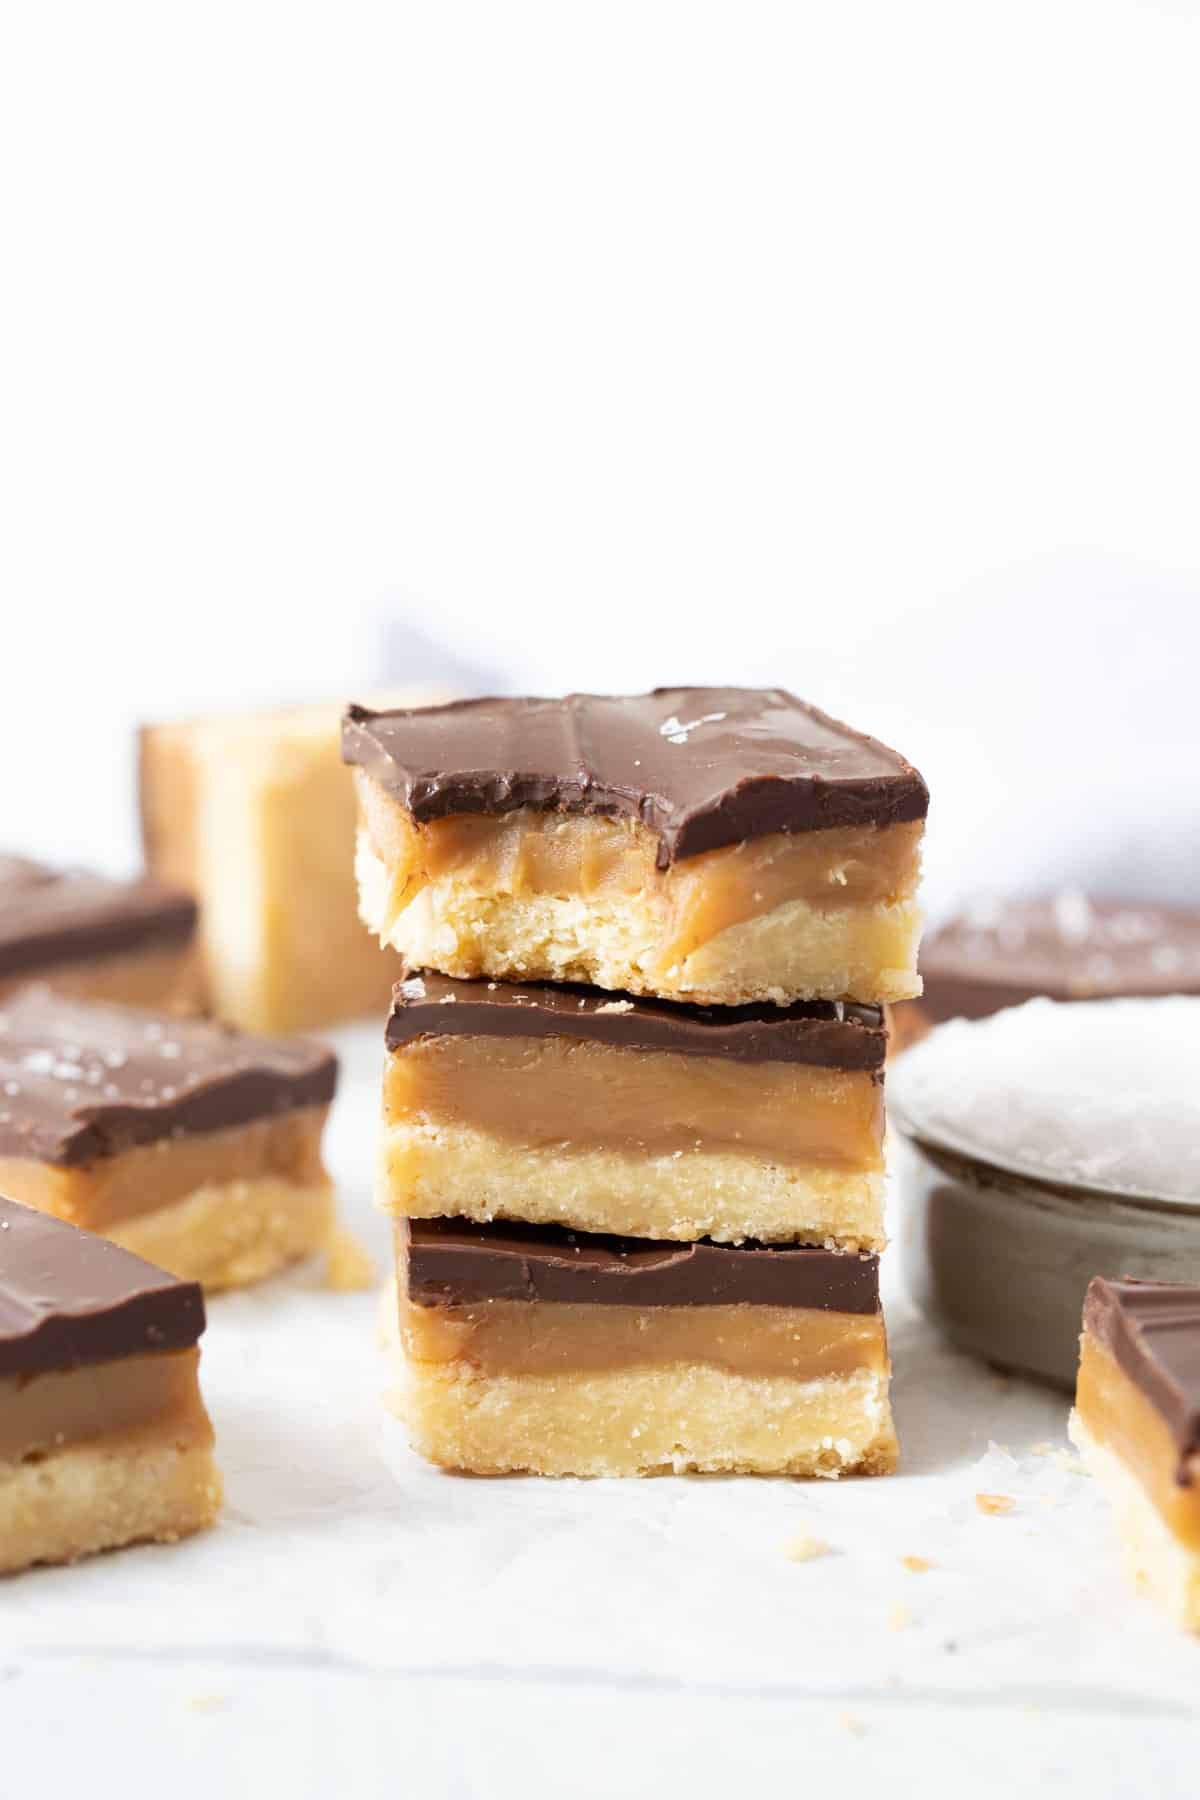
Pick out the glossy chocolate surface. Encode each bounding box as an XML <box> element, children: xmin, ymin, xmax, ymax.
<box><xmin>387</xmin><ymin>974</ymin><xmax>886</xmax><ymax>1071</ymax></box>
<box><xmin>919</xmin><ymin>894</ymin><xmax>1200</xmax><ymax>1024</ymax></box>
<box><xmin>344</xmin><ymin>688</ymin><xmax>927</xmax><ymax>866</ymax></box>
<box><xmin>0</xmin><ymin>987</ymin><xmax>337</xmax><ymax>1167</ymax></box>
<box><xmin>0</xmin><ymin>1193</ymin><xmax>205</xmax><ymax>1377</ymax></box>
<box><xmin>401</xmin><ymin>1217</ymin><xmax>881</xmax><ymax>1312</ymax></box>
<box><xmin>0</xmin><ymin>855</ymin><xmax>196</xmax><ymax>979</ymax></box>
<box><xmin>1085</xmin><ymin>1277</ymin><xmax>1200</xmax><ymax>1480</ymax></box>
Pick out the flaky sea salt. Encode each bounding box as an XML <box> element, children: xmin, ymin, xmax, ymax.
<box><xmin>891</xmin><ymin>996</ymin><xmax>1200</xmax><ymax>1204</ymax></box>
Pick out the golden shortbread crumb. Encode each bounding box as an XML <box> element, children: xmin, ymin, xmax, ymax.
<box><xmin>783</xmin><ymin>1532</ymin><xmax>831</xmax><ymax>1563</ymax></box>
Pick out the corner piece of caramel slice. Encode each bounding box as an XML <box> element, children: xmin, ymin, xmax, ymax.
<box><xmin>0</xmin><ymin>1195</ymin><xmax>221</xmax><ymax>1574</ymax></box>
<box><xmin>0</xmin><ymin>1192</ymin><xmax>205</xmax><ymax>1376</ymax></box>
<box><xmin>1072</xmin><ymin>1277</ymin><xmax>1200</xmax><ymax>1627</ymax></box>
<box><xmin>1078</xmin><ymin>1277</ymin><xmax>1200</xmax><ymax>1494</ymax></box>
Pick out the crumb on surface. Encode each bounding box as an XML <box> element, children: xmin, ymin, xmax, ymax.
<box><xmin>186</xmin><ymin>1693</ymin><xmax>227</xmax><ymax>1713</ymax></box>
<box><xmin>1029</xmin><ymin>1442</ymin><xmax>1053</xmax><ymax>1456</ymax></box>
<box><xmin>839</xmin><ymin>1713</ymin><xmax>865</xmax><ymax>1736</ymax></box>
<box><xmin>889</xmin><ymin>1604</ymin><xmax>914</xmax><ymax>1631</ymax></box>
<box><xmin>783</xmin><ymin>1531</ymin><xmax>830</xmax><ymax>1563</ymax></box>
<box><xmin>1054</xmin><ymin>1451</ymin><xmax>1088</xmax><ymax>1476</ymax></box>
<box><xmin>976</xmin><ymin>1492</ymin><xmax>1016</xmax><ymax>1516</ymax></box>
<box><xmin>902</xmin><ymin>1554</ymin><xmax>932</xmax><ymax>1573</ymax></box>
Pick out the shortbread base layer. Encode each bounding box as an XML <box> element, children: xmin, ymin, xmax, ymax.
<box><xmin>381</xmin><ymin>1122</ymin><xmax>885</xmax><ymax>1250</ymax></box>
<box><xmin>1070</xmin><ymin>1413</ymin><xmax>1200</xmax><ymax>1632</ymax></box>
<box><xmin>392</xmin><ymin>1351</ymin><xmax>896</xmax><ymax>1479</ymax></box>
<box><xmin>140</xmin><ymin>690</ymin><xmax>443</xmax><ymax>1033</ymax></box>
<box><xmin>105</xmin><ymin>1174</ymin><xmax>336</xmax><ymax>1290</ymax></box>
<box><xmin>0</xmin><ymin>943</ymin><xmax>203</xmax><ymax>1015</ymax></box>
<box><xmin>356</xmin><ymin>833</ymin><xmax>921</xmax><ymax>1007</ymax></box>
<box><xmin>0</xmin><ymin>1106</ymin><xmax>336</xmax><ymax>1291</ymax></box>
<box><xmin>0</xmin><ymin>1414</ymin><xmax>221</xmax><ymax>1576</ymax></box>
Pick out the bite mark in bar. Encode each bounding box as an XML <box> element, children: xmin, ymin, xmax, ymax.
<box><xmin>344</xmin><ymin>688</ymin><xmax>927</xmax><ymax>1006</ymax></box>
<box><xmin>345</xmin><ymin>688</ymin><xmax>927</xmax><ymax>862</ymax></box>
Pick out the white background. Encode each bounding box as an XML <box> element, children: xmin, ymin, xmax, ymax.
<box><xmin>2</xmin><ymin>1</ymin><xmax>1198</xmax><ymax>910</ymax></box>
<box><xmin>1</xmin><ymin>3</ymin><xmax>1199</xmax><ymax>1791</ymax></box>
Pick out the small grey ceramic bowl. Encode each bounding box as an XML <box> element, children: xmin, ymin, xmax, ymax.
<box><xmin>889</xmin><ymin>996</ymin><xmax>1200</xmax><ymax>1389</ymax></box>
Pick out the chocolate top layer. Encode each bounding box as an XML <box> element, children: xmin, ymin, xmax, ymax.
<box><xmin>919</xmin><ymin>894</ymin><xmax>1200</xmax><ymax>1024</ymax></box>
<box><xmin>401</xmin><ymin>1217</ymin><xmax>881</xmax><ymax>1312</ymax></box>
<box><xmin>0</xmin><ymin>986</ymin><xmax>338</xmax><ymax>1167</ymax></box>
<box><xmin>1084</xmin><ymin>1277</ymin><xmax>1200</xmax><ymax>1483</ymax></box>
<box><xmin>0</xmin><ymin>1194</ymin><xmax>205</xmax><ymax>1378</ymax></box>
<box><xmin>343</xmin><ymin>688</ymin><xmax>928</xmax><ymax>866</ymax></box>
<box><xmin>387</xmin><ymin>973</ymin><xmax>886</xmax><ymax>1072</ymax></box>
<box><xmin>0</xmin><ymin>855</ymin><xmax>197</xmax><ymax>980</ymax></box>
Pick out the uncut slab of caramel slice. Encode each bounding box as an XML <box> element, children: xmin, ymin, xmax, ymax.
<box><xmin>0</xmin><ymin>854</ymin><xmax>200</xmax><ymax>1014</ymax></box>
<box><xmin>0</xmin><ymin>987</ymin><xmax>338</xmax><ymax>1291</ymax></box>
<box><xmin>140</xmin><ymin>687</ymin><xmax>450</xmax><ymax>1033</ymax></box>
<box><xmin>0</xmin><ymin>1195</ymin><xmax>221</xmax><ymax>1575</ymax></box>
<box><xmin>893</xmin><ymin>892</ymin><xmax>1200</xmax><ymax>1049</ymax></box>
<box><xmin>383</xmin><ymin>975</ymin><xmax>887</xmax><ymax>1250</ymax></box>
<box><xmin>392</xmin><ymin>1218</ymin><xmax>897</xmax><ymax>1478</ymax></box>
<box><xmin>1070</xmin><ymin>1277</ymin><xmax>1200</xmax><ymax>1630</ymax></box>
<box><xmin>344</xmin><ymin>688</ymin><xmax>927</xmax><ymax>1006</ymax></box>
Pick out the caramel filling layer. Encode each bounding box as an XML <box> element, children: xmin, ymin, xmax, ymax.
<box><xmin>1076</xmin><ymin>1332</ymin><xmax>1200</xmax><ymax>1550</ymax></box>
<box><xmin>0</xmin><ymin>1348</ymin><xmax>211</xmax><ymax>1463</ymax></box>
<box><xmin>357</xmin><ymin>773</ymin><xmax>922</xmax><ymax>966</ymax></box>
<box><xmin>400</xmin><ymin>1292</ymin><xmax>889</xmax><ymax>1383</ymax></box>
<box><xmin>0</xmin><ymin>1106</ymin><xmax>330</xmax><ymax>1232</ymax></box>
<box><xmin>0</xmin><ymin>943</ymin><xmax>202</xmax><ymax>1013</ymax></box>
<box><xmin>384</xmin><ymin>1036</ymin><xmax>883</xmax><ymax>1171</ymax></box>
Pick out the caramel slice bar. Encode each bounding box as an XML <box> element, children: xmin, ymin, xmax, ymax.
<box><xmin>140</xmin><ymin>688</ymin><xmax>449</xmax><ymax>1033</ymax></box>
<box><xmin>344</xmin><ymin>688</ymin><xmax>928</xmax><ymax>1007</ymax></box>
<box><xmin>0</xmin><ymin>987</ymin><xmax>338</xmax><ymax>1290</ymax></box>
<box><xmin>0</xmin><ymin>854</ymin><xmax>200</xmax><ymax>1013</ymax></box>
<box><xmin>1070</xmin><ymin>1277</ymin><xmax>1200</xmax><ymax>1630</ymax></box>
<box><xmin>394</xmin><ymin>1218</ymin><xmax>897</xmax><ymax>1478</ymax></box>
<box><xmin>898</xmin><ymin>893</ymin><xmax>1200</xmax><ymax>1047</ymax></box>
<box><xmin>0</xmin><ymin>1195</ymin><xmax>221</xmax><ymax>1574</ymax></box>
<box><xmin>383</xmin><ymin>974</ymin><xmax>887</xmax><ymax>1251</ymax></box>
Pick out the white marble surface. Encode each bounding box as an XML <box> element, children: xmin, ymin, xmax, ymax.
<box><xmin>3</xmin><ymin>1023</ymin><xmax>1199</xmax><ymax>1796</ymax></box>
